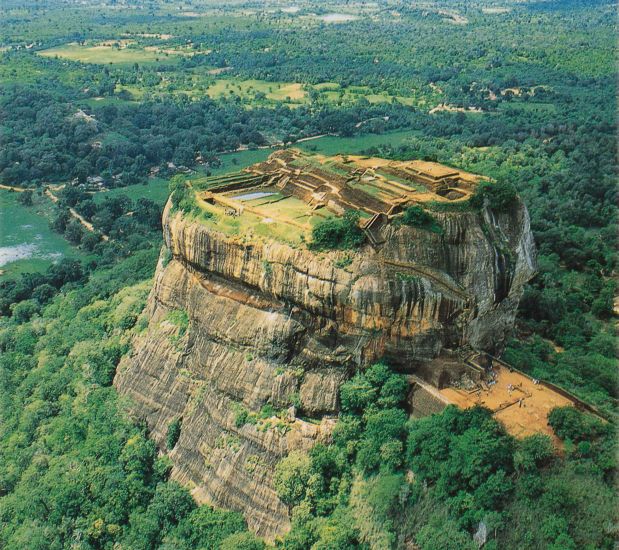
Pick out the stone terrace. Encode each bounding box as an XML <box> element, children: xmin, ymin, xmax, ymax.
<box><xmin>192</xmin><ymin>148</ymin><xmax>485</xmax><ymax>244</ymax></box>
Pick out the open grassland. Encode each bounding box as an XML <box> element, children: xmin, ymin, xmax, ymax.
<box><xmin>206</xmin><ymin>78</ymin><xmax>426</xmax><ymax>108</ymax></box>
<box><xmin>0</xmin><ymin>52</ymin><xmax>92</xmax><ymax>87</ymax></box>
<box><xmin>0</xmin><ymin>190</ymin><xmax>86</xmax><ymax>276</ymax></box>
<box><xmin>93</xmin><ymin>177</ymin><xmax>171</xmax><ymax>205</ymax></box>
<box><xmin>297</xmin><ymin>129</ymin><xmax>422</xmax><ymax>155</ymax></box>
<box><xmin>38</xmin><ymin>41</ymin><xmax>186</xmax><ymax>65</ymax></box>
<box><xmin>319</xmin><ymin>83</ymin><xmax>422</xmax><ymax>107</ymax></box>
<box><xmin>206</xmin><ymin>78</ymin><xmax>307</xmax><ymax>105</ymax></box>
<box><xmin>80</xmin><ymin>96</ymin><xmax>137</xmax><ymax>108</ymax></box>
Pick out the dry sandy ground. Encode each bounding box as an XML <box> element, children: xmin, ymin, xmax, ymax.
<box><xmin>440</xmin><ymin>365</ymin><xmax>575</xmax><ymax>441</ymax></box>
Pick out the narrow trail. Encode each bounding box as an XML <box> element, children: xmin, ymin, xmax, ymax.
<box><xmin>0</xmin><ymin>184</ymin><xmax>26</xmax><ymax>192</ymax></box>
<box><xmin>294</xmin><ymin>133</ymin><xmax>331</xmax><ymax>143</ymax></box>
<box><xmin>45</xmin><ymin>188</ymin><xmax>109</xmax><ymax>241</ymax></box>
<box><xmin>229</xmin><ymin>133</ymin><xmax>333</xmax><ymax>154</ymax></box>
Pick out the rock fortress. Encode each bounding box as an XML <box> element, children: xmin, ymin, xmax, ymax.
<box><xmin>115</xmin><ymin>148</ymin><xmax>598</xmax><ymax>539</ymax></box>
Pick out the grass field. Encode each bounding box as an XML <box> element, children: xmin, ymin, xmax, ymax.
<box><xmin>193</xmin><ymin>149</ymin><xmax>275</xmax><ymax>179</ymax></box>
<box><xmin>192</xmin><ymin>199</ymin><xmax>308</xmax><ymax>246</ymax></box>
<box><xmin>193</xmin><ymin>189</ymin><xmax>342</xmax><ymax>246</ymax></box>
<box><xmin>93</xmin><ymin>177</ymin><xmax>171</xmax><ymax>206</ymax></box>
<box><xmin>205</xmin><ymin>78</ymin><xmax>425</xmax><ymax>108</ymax></box>
<box><xmin>206</xmin><ymin>78</ymin><xmax>307</xmax><ymax>104</ymax></box>
<box><xmin>251</xmin><ymin>195</ymin><xmax>309</xmax><ymax>222</ymax></box>
<box><xmin>80</xmin><ymin>96</ymin><xmax>137</xmax><ymax>108</ymax></box>
<box><xmin>318</xmin><ymin>83</ymin><xmax>420</xmax><ymax>106</ymax></box>
<box><xmin>297</xmin><ymin>129</ymin><xmax>421</xmax><ymax>155</ymax></box>
<box><xmin>38</xmin><ymin>41</ymin><xmax>185</xmax><ymax>65</ymax></box>
<box><xmin>0</xmin><ymin>52</ymin><xmax>92</xmax><ymax>87</ymax></box>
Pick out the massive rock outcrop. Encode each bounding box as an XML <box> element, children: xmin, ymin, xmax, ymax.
<box><xmin>115</xmin><ymin>161</ymin><xmax>536</xmax><ymax>539</ymax></box>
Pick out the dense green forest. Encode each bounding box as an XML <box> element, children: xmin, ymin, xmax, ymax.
<box><xmin>0</xmin><ymin>81</ymin><xmax>416</xmax><ymax>186</ymax></box>
<box><xmin>0</xmin><ymin>0</ymin><xmax>616</xmax><ymax>548</ymax></box>
<box><xmin>0</xmin><ymin>250</ymin><xmax>264</xmax><ymax>549</ymax></box>
<box><xmin>275</xmin><ymin>365</ymin><xmax>615</xmax><ymax>549</ymax></box>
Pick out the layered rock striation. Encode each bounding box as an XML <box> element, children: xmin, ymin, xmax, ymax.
<box><xmin>115</xmin><ymin>166</ymin><xmax>536</xmax><ymax>539</ymax></box>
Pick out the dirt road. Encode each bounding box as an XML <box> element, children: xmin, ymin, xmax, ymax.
<box><xmin>45</xmin><ymin>188</ymin><xmax>109</xmax><ymax>241</ymax></box>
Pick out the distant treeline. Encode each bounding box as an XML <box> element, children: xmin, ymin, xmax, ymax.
<box><xmin>0</xmin><ymin>82</ymin><xmax>416</xmax><ymax>187</ymax></box>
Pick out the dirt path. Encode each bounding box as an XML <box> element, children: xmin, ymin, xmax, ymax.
<box><xmin>294</xmin><ymin>133</ymin><xmax>332</xmax><ymax>143</ymax></box>
<box><xmin>0</xmin><ymin>184</ymin><xmax>26</xmax><ymax>192</ymax></box>
<box><xmin>45</xmin><ymin>188</ymin><xmax>109</xmax><ymax>241</ymax></box>
<box><xmin>229</xmin><ymin>133</ymin><xmax>332</xmax><ymax>154</ymax></box>
<box><xmin>45</xmin><ymin>189</ymin><xmax>59</xmax><ymax>203</ymax></box>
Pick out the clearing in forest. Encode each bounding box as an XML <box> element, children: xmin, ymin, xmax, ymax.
<box><xmin>206</xmin><ymin>79</ymin><xmax>307</xmax><ymax>104</ymax></box>
<box><xmin>205</xmin><ymin>78</ymin><xmax>422</xmax><ymax>107</ymax></box>
<box><xmin>38</xmin><ymin>41</ymin><xmax>189</xmax><ymax>64</ymax></box>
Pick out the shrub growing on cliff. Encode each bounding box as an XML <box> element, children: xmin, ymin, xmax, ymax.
<box><xmin>166</xmin><ymin>418</ymin><xmax>182</xmax><ymax>450</ymax></box>
<box><xmin>234</xmin><ymin>407</ymin><xmax>249</xmax><ymax>428</ymax></box>
<box><xmin>161</xmin><ymin>246</ymin><xmax>173</xmax><ymax>267</ymax></box>
<box><xmin>470</xmin><ymin>180</ymin><xmax>518</xmax><ymax>211</ymax></box>
<box><xmin>310</xmin><ymin>210</ymin><xmax>365</xmax><ymax>250</ymax></box>
<box><xmin>167</xmin><ymin>309</ymin><xmax>190</xmax><ymax>339</ymax></box>
<box><xmin>426</xmin><ymin>200</ymin><xmax>474</xmax><ymax>213</ymax></box>
<box><xmin>399</xmin><ymin>205</ymin><xmax>442</xmax><ymax>234</ymax></box>
<box><xmin>169</xmin><ymin>175</ymin><xmax>198</xmax><ymax>215</ymax></box>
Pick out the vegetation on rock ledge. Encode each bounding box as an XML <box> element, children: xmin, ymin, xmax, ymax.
<box><xmin>310</xmin><ymin>210</ymin><xmax>365</xmax><ymax>250</ymax></box>
<box><xmin>398</xmin><ymin>205</ymin><xmax>443</xmax><ymax>234</ymax></box>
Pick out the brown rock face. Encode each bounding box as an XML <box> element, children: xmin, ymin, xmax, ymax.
<box><xmin>115</xmin><ymin>196</ymin><xmax>536</xmax><ymax>539</ymax></box>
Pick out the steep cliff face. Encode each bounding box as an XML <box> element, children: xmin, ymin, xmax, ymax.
<box><xmin>115</xmin><ymin>196</ymin><xmax>536</xmax><ymax>539</ymax></box>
